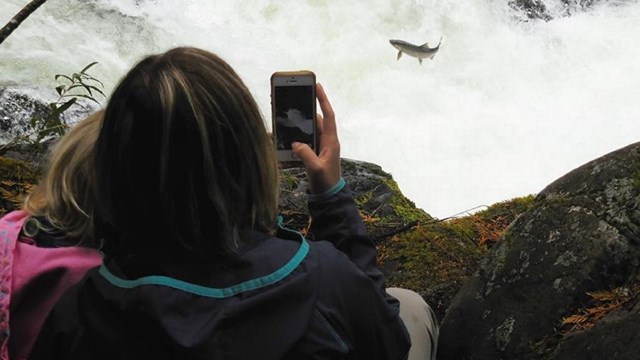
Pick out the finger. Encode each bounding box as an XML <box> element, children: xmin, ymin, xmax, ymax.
<box><xmin>292</xmin><ymin>142</ymin><xmax>320</xmax><ymax>170</ymax></box>
<box><xmin>315</xmin><ymin>113</ymin><xmax>324</xmax><ymax>138</ymax></box>
<box><xmin>316</xmin><ymin>83</ymin><xmax>336</xmax><ymax>136</ymax></box>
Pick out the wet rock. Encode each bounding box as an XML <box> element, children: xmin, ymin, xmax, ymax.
<box><xmin>509</xmin><ymin>0</ymin><xmax>620</xmax><ymax>21</ymax></box>
<box><xmin>438</xmin><ymin>141</ymin><xmax>640</xmax><ymax>360</ymax></box>
<box><xmin>553</xmin><ymin>301</ymin><xmax>640</xmax><ymax>359</ymax></box>
<box><xmin>0</xmin><ymin>87</ymin><xmax>97</xmax><ymax>147</ymax></box>
<box><xmin>509</xmin><ymin>0</ymin><xmax>553</xmax><ymax>21</ymax></box>
<box><xmin>278</xmin><ymin>158</ymin><xmax>431</xmax><ymax>240</ymax></box>
<box><xmin>0</xmin><ymin>88</ymin><xmax>50</xmax><ymax>143</ymax></box>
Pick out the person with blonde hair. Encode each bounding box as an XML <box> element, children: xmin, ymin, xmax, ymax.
<box><xmin>0</xmin><ymin>111</ymin><xmax>103</xmax><ymax>360</ymax></box>
<box><xmin>31</xmin><ymin>47</ymin><xmax>437</xmax><ymax>360</ymax></box>
<box><xmin>23</xmin><ymin>110</ymin><xmax>103</xmax><ymax>247</ymax></box>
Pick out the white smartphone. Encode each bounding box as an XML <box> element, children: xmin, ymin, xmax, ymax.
<box><xmin>271</xmin><ymin>71</ymin><xmax>317</xmax><ymax>162</ymax></box>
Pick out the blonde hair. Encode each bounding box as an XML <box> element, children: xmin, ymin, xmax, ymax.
<box><xmin>95</xmin><ymin>47</ymin><xmax>278</xmax><ymax>258</ymax></box>
<box><xmin>23</xmin><ymin>110</ymin><xmax>103</xmax><ymax>246</ymax></box>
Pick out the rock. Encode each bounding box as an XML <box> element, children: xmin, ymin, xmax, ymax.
<box><xmin>438</xmin><ymin>142</ymin><xmax>640</xmax><ymax>359</ymax></box>
<box><xmin>552</xmin><ymin>300</ymin><xmax>640</xmax><ymax>359</ymax></box>
<box><xmin>278</xmin><ymin>158</ymin><xmax>432</xmax><ymax>240</ymax></box>
<box><xmin>0</xmin><ymin>87</ymin><xmax>97</xmax><ymax>146</ymax></box>
<box><xmin>0</xmin><ymin>88</ymin><xmax>49</xmax><ymax>143</ymax></box>
<box><xmin>279</xmin><ymin>159</ymin><xmax>511</xmax><ymax>320</ymax></box>
<box><xmin>509</xmin><ymin>0</ymin><xmax>553</xmax><ymax>21</ymax></box>
<box><xmin>509</xmin><ymin>0</ymin><xmax>615</xmax><ymax>21</ymax></box>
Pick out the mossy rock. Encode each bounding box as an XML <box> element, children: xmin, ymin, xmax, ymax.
<box><xmin>439</xmin><ymin>141</ymin><xmax>640</xmax><ymax>360</ymax></box>
<box><xmin>379</xmin><ymin>195</ymin><xmax>534</xmax><ymax>319</ymax></box>
<box><xmin>278</xmin><ymin>158</ymin><xmax>431</xmax><ymax>238</ymax></box>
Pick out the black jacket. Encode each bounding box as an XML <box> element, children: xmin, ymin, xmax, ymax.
<box><xmin>30</xmin><ymin>183</ymin><xmax>411</xmax><ymax>359</ymax></box>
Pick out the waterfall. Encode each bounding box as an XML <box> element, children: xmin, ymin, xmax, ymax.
<box><xmin>2</xmin><ymin>0</ymin><xmax>639</xmax><ymax>217</ymax></box>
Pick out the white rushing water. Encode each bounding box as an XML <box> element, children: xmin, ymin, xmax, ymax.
<box><xmin>1</xmin><ymin>0</ymin><xmax>640</xmax><ymax>218</ymax></box>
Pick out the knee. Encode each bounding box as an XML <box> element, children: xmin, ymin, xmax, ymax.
<box><xmin>387</xmin><ymin>288</ymin><xmax>439</xmax><ymax>333</ymax></box>
<box><xmin>387</xmin><ymin>287</ymin><xmax>440</xmax><ymax>360</ymax></box>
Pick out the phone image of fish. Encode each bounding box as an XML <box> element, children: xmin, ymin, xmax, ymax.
<box><xmin>271</xmin><ymin>71</ymin><xmax>317</xmax><ymax>162</ymax></box>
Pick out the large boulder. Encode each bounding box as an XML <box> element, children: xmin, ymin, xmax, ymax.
<box><xmin>438</xmin><ymin>142</ymin><xmax>640</xmax><ymax>359</ymax></box>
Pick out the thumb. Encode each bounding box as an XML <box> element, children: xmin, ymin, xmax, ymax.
<box><xmin>291</xmin><ymin>142</ymin><xmax>318</xmax><ymax>169</ymax></box>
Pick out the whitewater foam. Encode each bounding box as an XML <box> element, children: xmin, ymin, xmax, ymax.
<box><xmin>1</xmin><ymin>0</ymin><xmax>639</xmax><ymax>218</ymax></box>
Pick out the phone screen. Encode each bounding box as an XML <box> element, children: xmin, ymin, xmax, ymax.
<box><xmin>274</xmin><ymin>85</ymin><xmax>315</xmax><ymax>150</ymax></box>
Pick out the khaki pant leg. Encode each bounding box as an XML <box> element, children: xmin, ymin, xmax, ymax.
<box><xmin>386</xmin><ymin>287</ymin><xmax>439</xmax><ymax>360</ymax></box>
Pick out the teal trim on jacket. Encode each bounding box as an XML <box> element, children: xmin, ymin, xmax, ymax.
<box><xmin>30</xmin><ymin>184</ymin><xmax>411</xmax><ymax>360</ymax></box>
<box><xmin>308</xmin><ymin>177</ymin><xmax>346</xmax><ymax>203</ymax></box>
<box><xmin>98</xmin><ymin>237</ymin><xmax>309</xmax><ymax>298</ymax></box>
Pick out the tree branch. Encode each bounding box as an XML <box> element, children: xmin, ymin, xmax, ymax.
<box><xmin>0</xmin><ymin>0</ymin><xmax>48</xmax><ymax>46</ymax></box>
<box><xmin>374</xmin><ymin>221</ymin><xmax>419</xmax><ymax>242</ymax></box>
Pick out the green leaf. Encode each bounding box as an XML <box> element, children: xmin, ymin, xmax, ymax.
<box><xmin>4</xmin><ymin>62</ymin><xmax>105</xmax><ymax>151</ymax></box>
<box><xmin>65</xmin><ymin>84</ymin><xmax>85</xmax><ymax>93</ymax></box>
<box><xmin>57</xmin><ymin>98</ymin><xmax>77</xmax><ymax>114</ymax></box>
<box><xmin>55</xmin><ymin>74</ymin><xmax>73</xmax><ymax>82</ymax></box>
<box><xmin>85</xmin><ymin>85</ymin><xmax>105</xmax><ymax>97</ymax></box>
<box><xmin>80</xmin><ymin>62</ymin><xmax>98</xmax><ymax>74</ymax></box>
<box><xmin>82</xmin><ymin>84</ymin><xmax>93</xmax><ymax>96</ymax></box>
<box><xmin>54</xmin><ymin>124</ymin><xmax>66</xmax><ymax>136</ymax></box>
<box><xmin>37</xmin><ymin>126</ymin><xmax>53</xmax><ymax>141</ymax></box>
<box><xmin>68</xmin><ymin>94</ymin><xmax>101</xmax><ymax>105</ymax></box>
<box><xmin>90</xmin><ymin>77</ymin><xmax>104</xmax><ymax>88</ymax></box>
<box><xmin>55</xmin><ymin>85</ymin><xmax>66</xmax><ymax>96</ymax></box>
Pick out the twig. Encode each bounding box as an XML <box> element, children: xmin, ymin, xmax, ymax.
<box><xmin>374</xmin><ymin>220</ymin><xmax>418</xmax><ymax>241</ymax></box>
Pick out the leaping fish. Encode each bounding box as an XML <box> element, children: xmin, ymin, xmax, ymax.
<box><xmin>389</xmin><ymin>37</ymin><xmax>442</xmax><ymax>64</ymax></box>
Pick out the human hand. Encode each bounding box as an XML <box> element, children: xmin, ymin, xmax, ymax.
<box><xmin>292</xmin><ymin>83</ymin><xmax>341</xmax><ymax>194</ymax></box>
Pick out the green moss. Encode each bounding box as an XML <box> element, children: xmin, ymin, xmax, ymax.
<box><xmin>632</xmin><ymin>170</ymin><xmax>640</xmax><ymax>190</ymax></box>
<box><xmin>380</xmin><ymin>177</ymin><xmax>431</xmax><ymax>223</ymax></box>
<box><xmin>355</xmin><ymin>189</ymin><xmax>374</xmax><ymax>208</ymax></box>
<box><xmin>631</xmin><ymin>157</ymin><xmax>640</xmax><ymax>189</ymax></box>
<box><xmin>279</xmin><ymin>171</ymin><xmax>299</xmax><ymax>191</ymax></box>
<box><xmin>340</xmin><ymin>159</ymin><xmax>389</xmax><ymax>178</ymax></box>
<box><xmin>476</xmin><ymin>195</ymin><xmax>536</xmax><ymax>220</ymax></box>
<box><xmin>441</xmin><ymin>216</ymin><xmax>477</xmax><ymax>240</ymax></box>
<box><xmin>540</xmin><ymin>192</ymin><xmax>574</xmax><ymax>207</ymax></box>
<box><xmin>378</xmin><ymin>219</ymin><xmax>486</xmax><ymax>318</ymax></box>
<box><xmin>376</xmin><ymin>195</ymin><xmax>537</xmax><ymax>319</ymax></box>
